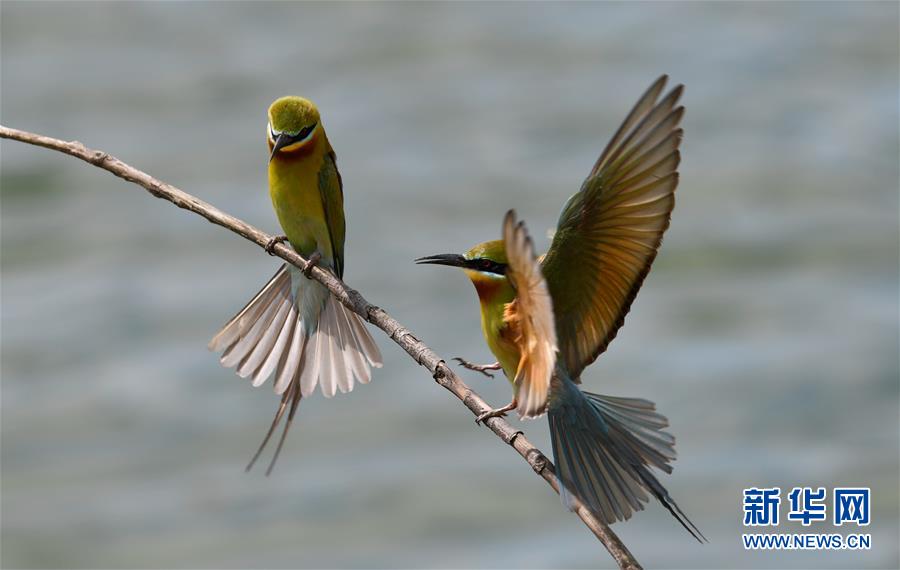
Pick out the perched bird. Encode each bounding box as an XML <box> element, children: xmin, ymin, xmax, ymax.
<box><xmin>417</xmin><ymin>76</ymin><xmax>704</xmax><ymax>540</ymax></box>
<box><xmin>209</xmin><ymin>96</ymin><xmax>382</xmax><ymax>474</ymax></box>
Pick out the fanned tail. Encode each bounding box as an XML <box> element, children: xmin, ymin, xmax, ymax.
<box><xmin>548</xmin><ymin>376</ymin><xmax>705</xmax><ymax>542</ymax></box>
<box><xmin>209</xmin><ymin>264</ymin><xmax>382</xmax><ymax>473</ymax></box>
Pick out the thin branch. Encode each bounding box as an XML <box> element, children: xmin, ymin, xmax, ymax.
<box><xmin>0</xmin><ymin>125</ymin><xmax>642</xmax><ymax>570</ymax></box>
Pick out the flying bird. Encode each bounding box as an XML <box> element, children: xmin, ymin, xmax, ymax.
<box><xmin>417</xmin><ymin>76</ymin><xmax>704</xmax><ymax>541</ymax></box>
<box><xmin>210</xmin><ymin>96</ymin><xmax>382</xmax><ymax>474</ymax></box>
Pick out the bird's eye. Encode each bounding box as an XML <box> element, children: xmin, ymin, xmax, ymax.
<box><xmin>480</xmin><ymin>259</ymin><xmax>493</xmax><ymax>270</ymax></box>
<box><xmin>297</xmin><ymin>123</ymin><xmax>317</xmax><ymax>140</ymax></box>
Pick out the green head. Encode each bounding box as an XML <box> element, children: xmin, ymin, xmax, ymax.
<box><xmin>267</xmin><ymin>96</ymin><xmax>321</xmax><ymax>161</ymax></box>
<box><xmin>416</xmin><ymin>240</ymin><xmax>508</xmax><ymax>277</ymax></box>
<box><xmin>416</xmin><ymin>239</ymin><xmax>513</xmax><ymax>304</ymax></box>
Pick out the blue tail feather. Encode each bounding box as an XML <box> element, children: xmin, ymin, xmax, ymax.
<box><xmin>548</xmin><ymin>375</ymin><xmax>706</xmax><ymax>542</ymax></box>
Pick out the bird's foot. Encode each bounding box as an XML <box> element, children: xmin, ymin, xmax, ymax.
<box><xmin>475</xmin><ymin>400</ymin><xmax>517</xmax><ymax>425</ymax></box>
<box><xmin>453</xmin><ymin>357</ymin><xmax>502</xmax><ymax>378</ymax></box>
<box><xmin>264</xmin><ymin>235</ymin><xmax>289</xmax><ymax>255</ymax></box>
<box><xmin>303</xmin><ymin>251</ymin><xmax>322</xmax><ymax>278</ymax></box>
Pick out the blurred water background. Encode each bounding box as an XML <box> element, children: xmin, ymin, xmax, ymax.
<box><xmin>2</xmin><ymin>2</ymin><xmax>898</xmax><ymax>568</ymax></box>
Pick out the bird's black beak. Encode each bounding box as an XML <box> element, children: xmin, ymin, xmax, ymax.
<box><xmin>269</xmin><ymin>133</ymin><xmax>292</xmax><ymax>162</ymax></box>
<box><xmin>414</xmin><ymin>253</ymin><xmax>467</xmax><ymax>268</ymax></box>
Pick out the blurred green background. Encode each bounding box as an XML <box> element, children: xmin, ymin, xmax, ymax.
<box><xmin>2</xmin><ymin>2</ymin><xmax>898</xmax><ymax>568</ymax></box>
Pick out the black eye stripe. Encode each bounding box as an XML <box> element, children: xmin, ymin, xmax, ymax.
<box><xmin>294</xmin><ymin>123</ymin><xmax>316</xmax><ymax>141</ymax></box>
<box><xmin>467</xmin><ymin>258</ymin><xmax>507</xmax><ymax>275</ymax></box>
<box><xmin>270</xmin><ymin>123</ymin><xmax>317</xmax><ymax>144</ymax></box>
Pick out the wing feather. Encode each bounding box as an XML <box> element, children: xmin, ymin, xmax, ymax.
<box><xmin>543</xmin><ymin>76</ymin><xmax>684</xmax><ymax>378</ymax></box>
<box><xmin>502</xmin><ymin>210</ymin><xmax>558</xmax><ymax>419</ymax></box>
<box><xmin>590</xmin><ymin>75</ymin><xmax>669</xmax><ymax>177</ymax></box>
<box><xmin>318</xmin><ymin>149</ymin><xmax>346</xmax><ymax>278</ymax></box>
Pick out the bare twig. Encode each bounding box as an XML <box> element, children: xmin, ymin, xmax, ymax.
<box><xmin>0</xmin><ymin>125</ymin><xmax>642</xmax><ymax>570</ymax></box>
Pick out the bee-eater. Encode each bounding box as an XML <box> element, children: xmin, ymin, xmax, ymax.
<box><xmin>417</xmin><ymin>76</ymin><xmax>704</xmax><ymax>541</ymax></box>
<box><xmin>209</xmin><ymin>96</ymin><xmax>382</xmax><ymax>474</ymax></box>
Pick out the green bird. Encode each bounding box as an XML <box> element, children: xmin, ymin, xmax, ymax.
<box><xmin>417</xmin><ymin>76</ymin><xmax>704</xmax><ymax>540</ymax></box>
<box><xmin>209</xmin><ymin>96</ymin><xmax>382</xmax><ymax>474</ymax></box>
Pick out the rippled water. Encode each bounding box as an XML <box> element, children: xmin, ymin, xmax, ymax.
<box><xmin>2</xmin><ymin>2</ymin><xmax>898</xmax><ymax>568</ymax></box>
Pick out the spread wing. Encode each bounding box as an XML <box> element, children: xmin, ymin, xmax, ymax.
<box><xmin>542</xmin><ymin>75</ymin><xmax>684</xmax><ymax>379</ymax></box>
<box><xmin>319</xmin><ymin>150</ymin><xmax>346</xmax><ymax>278</ymax></box>
<box><xmin>502</xmin><ymin>210</ymin><xmax>558</xmax><ymax>419</ymax></box>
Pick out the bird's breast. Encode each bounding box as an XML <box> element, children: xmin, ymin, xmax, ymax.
<box><xmin>473</xmin><ymin>283</ymin><xmax>520</xmax><ymax>385</ymax></box>
<box><xmin>268</xmin><ymin>151</ymin><xmax>332</xmax><ymax>262</ymax></box>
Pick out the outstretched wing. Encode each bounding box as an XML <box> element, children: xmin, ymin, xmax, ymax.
<box><xmin>502</xmin><ymin>210</ymin><xmax>557</xmax><ymax>419</ymax></box>
<box><xmin>319</xmin><ymin>149</ymin><xmax>346</xmax><ymax>278</ymax></box>
<box><xmin>542</xmin><ymin>75</ymin><xmax>684</xmax><ymax>379</ymax></box>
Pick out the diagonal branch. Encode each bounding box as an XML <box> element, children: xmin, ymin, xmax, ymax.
<box><xmin>0</xmin><ymin>125</ymin><xmax>642</xmax><ymax>570</ymax></box>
